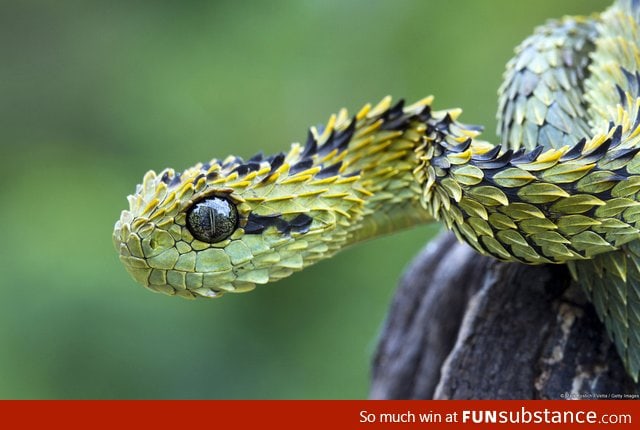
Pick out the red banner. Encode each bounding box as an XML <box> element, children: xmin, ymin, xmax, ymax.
<box><xmin>1</xmin><ymin>400</ymin><xmax>637</xmax><ymax>429</ymax></box>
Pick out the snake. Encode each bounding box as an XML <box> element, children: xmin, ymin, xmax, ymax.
<box><xmin>114</xmin><ymin>0</ymin><xmax>640</xmax><ymax>381</ymax></box>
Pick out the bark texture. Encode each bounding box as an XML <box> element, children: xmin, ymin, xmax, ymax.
<box><xmin>370</xmin><ymin>232</ymin><xmax>640</xmax><ymax>399</ymax></box>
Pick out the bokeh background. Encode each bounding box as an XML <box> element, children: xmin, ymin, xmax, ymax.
<box><xmin>1</xmin><ymin>0</ymin><xmax>608</xmax><ymax>398</ymax></box>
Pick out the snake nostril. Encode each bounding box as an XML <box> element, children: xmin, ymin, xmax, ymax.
<box><xmin>186</xmin><ymin>196</ymin><xmax>239</xmax><ymax>243</ymax></box>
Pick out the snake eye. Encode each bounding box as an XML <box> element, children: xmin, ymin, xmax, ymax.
<box><xmin>186</xmin><ymin>196</ymin><xmax>238</xmax><ymax>243</ymax></box>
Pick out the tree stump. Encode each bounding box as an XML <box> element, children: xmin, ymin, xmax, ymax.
<box><xmin>370</xmin><ymin>232</ymin><xmax>639</xmax><ymax>399</ymax></box>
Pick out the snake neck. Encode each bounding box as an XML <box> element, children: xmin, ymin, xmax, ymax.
<box><xmin>310</xmin><ymin>97</ymin><xmax>487</xmax><ymax>246</ymax></box>
<box><xmin>325</xmin><ymin>96</ymin><xmax>436</xmax><ymax>244</ymax></box>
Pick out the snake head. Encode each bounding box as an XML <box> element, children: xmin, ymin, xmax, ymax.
<box><xmin>113</xmin><ymin>139</ymin><xmax>372</xmax><ymax>299</ymax></box>
<box><xmin>114</xmin><ymin>97</ymin><xmax>437</xmax><ymax>299</ymax></box>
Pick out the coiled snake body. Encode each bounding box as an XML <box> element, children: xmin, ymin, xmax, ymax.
<box><xmin>114</xmin><ymin>1</ymin><xmax>640</xmax><ymax>380</ymax></box>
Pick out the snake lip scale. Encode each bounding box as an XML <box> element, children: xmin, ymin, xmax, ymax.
<box><xmin>114</xmin><ymin>0</ymin><xmax>640</xmax><ymax>381</ymax></box>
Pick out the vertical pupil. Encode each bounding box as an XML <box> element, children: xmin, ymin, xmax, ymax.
<box><xmin>186</xmin><ymin>196</ymin><xmax>238</xmax><ymax>243</ymax></box>
<box><xmin>208</xmin><ymin>206</ymin><xmax>216</xmax><ymax>236</ymax></box>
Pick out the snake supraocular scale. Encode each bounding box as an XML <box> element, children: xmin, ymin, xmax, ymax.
<box><xmin>114</xmin><ymin>0</ymin><xmax>640</xmax><ymax>381</ymax></box>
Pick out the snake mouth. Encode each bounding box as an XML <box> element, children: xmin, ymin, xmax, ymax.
<box><xmin>113</xmin><ymin>206</ymin><xmax>240</xmax><ymax>299</ymax></box>
<box><xmin>113</xmin><ymin>215</ymin><xmax>236</xmax><ymax>299</ymax></box>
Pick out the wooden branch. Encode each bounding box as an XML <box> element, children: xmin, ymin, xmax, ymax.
<box><xmin>370</xmin><ymin>232</ymin><xmax>639</xmax><ymax>399</ymax></box>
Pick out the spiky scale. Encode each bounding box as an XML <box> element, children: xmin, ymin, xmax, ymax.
<box><xmin>491</xmin><ymin>168</ymin><xmax>536</xmax><ymax>187</ymax></box>
<box><xmin>518</xmin><ymin>183</ymin><xmax>569</xmax><ymax>203</ymax></box>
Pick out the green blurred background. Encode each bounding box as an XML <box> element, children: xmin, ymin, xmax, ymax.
<box><xmin>1</xmin><ymin>0</ymin><xmax>608</xmax><ymax>398</ymax></box>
